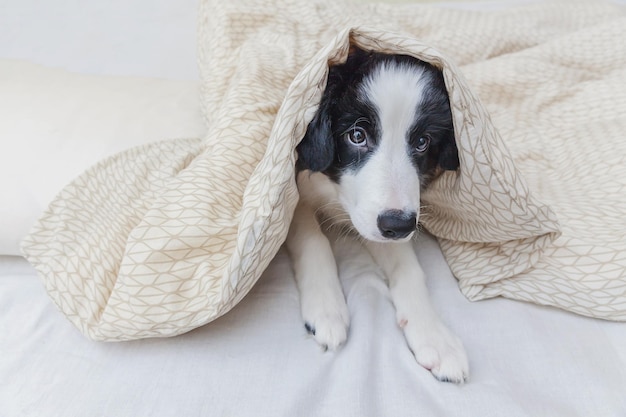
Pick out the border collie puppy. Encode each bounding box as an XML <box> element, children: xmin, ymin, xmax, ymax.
<box><xmin>287</xmin><ymin>47</ymin><xmax>468</xmax><ymax>383</ymax></box>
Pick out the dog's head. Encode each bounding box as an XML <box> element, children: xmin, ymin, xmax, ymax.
<box><xmin>297</xmin><ymin>48</ymin><xmax>459</xmax><ymax>242</ymax></box>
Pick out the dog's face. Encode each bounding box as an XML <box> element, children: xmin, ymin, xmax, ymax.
<box><xmin>297</xmin><ymin>48</ymin><xmax>459</xmax><ymax>243</ymax></box>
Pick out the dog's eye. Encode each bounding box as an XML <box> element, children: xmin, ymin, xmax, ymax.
<box><xmin>415</xmin><ymin>136</ymin><xmax>431</xmax><ymax>153</ymax></box>
<box><xmin>345</xmin><ymin>127</ymin><xmax>367</xmax><ymax>146</ymax></box>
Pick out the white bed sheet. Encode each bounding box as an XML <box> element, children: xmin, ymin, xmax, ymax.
<box><xmin>2</xmin><ymin>234</ymin><xmax>626</xmax><ymax>416</ymax></box>
<box><xmin>2</xmin><ymin>0</ymin><xmax>626</xmax><ymax>415</ymax></box>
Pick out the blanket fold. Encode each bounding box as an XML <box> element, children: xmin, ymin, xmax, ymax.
<box><xmin>22</xmin><ymin>0</ymin><xmax>626</xmax><ymax>341</ymax></box>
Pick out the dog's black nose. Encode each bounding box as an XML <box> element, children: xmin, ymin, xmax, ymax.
<box><xmin>377</xmin><ymin>210</ymin><xmax>417</xmax><ymax>240</ymax></box>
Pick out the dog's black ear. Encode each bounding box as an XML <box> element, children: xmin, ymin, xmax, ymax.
<box><xmin>297</xmin><ymin>48</ymin><xmax>368</xmax><ymax>172</ymax></box>
<box><xmin>296</xmin><ymin>93</ymin><xmax>335</xmax><ymax>172</ymax></box>
<box><xmin>439</xmin><ymin>131</ymin><xmax>460</xmax><ymax>171</ymax></box>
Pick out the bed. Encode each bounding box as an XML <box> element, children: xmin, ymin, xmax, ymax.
<box><xmin>2</xmin><ymin>0</ymin><xmax>626</xmax><ymax>416</ymax></box>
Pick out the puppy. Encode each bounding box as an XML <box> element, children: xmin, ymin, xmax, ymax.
<box><xmin>286</xmin><ymin>47</ymin><xmax>468</xmax><ymax>383</ymax></box>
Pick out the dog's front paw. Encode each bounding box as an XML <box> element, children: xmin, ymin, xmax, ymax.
<box><xmin>301</xmin><ymin>297</ymin><xmax>350</xmax><ymax>351</ymax></box>
<box><xmin>403</xmin><ymin>319</ymin><xmax>469</xmax><ymax>384</ymax></box>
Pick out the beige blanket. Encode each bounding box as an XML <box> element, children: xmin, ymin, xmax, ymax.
<box><xmin>22</xmin><ymin>0</ymin><xmax>626</xmax><ymax>341</ymax></box>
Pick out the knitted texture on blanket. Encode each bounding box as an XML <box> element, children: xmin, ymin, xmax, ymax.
<box><xmin>22</xmin><ymin>0</ymin><xmax>626</xmax><ymax>341</ymax></box>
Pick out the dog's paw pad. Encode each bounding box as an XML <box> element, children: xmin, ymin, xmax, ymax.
<box><xmin>302</xmin><ymin>304</ymin><xmax>350</xmax><ymax>351</ymax></box>
<box><xmin>406</xmin><ymin>323</ymin><xmax>469</xmax><ymax>384</ymax></box>
<box><xmin>416</xmin><ymin>346</ymin><xmax>469</xmax><ymax>384</ymax></box>
<box><xmin>307</xmin><ymin>313</ymin><xmax>349</xmax><ymax>351</ymax></box>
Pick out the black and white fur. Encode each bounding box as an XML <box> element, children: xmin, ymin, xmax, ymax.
<box><xmin>287</xmin><ymin>48</ymin><xmax>468</xmax><ymax>383</ymax></box>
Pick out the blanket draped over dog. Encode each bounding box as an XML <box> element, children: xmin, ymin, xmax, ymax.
<box><xmin>22</xmin><ymin>0</ymin><xmax>626</xmax><ymax>341</ymax></box>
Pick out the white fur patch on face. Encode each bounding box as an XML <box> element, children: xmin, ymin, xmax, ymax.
<box><xmin>339</xmin><ymin>62</ymin><xmax>429</xmax><ymax>241</ymax></box>
<box><xmin>363</xmin><ymin>62</ymin><xmax>428</xmax><ymax>145</ymax></box>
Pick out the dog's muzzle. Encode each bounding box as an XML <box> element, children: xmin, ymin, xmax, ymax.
<box><xmin>377</xmin><ymin>210</ymin><xmax>417</xmax><ymax>240</ymax></box>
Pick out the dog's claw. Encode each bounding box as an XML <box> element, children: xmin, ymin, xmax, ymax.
<box><xmin>433</xmin><ymin>371</ymin><xmax>469</xmax><ymax>384</ymax></box>
<box><xmin>304</xmin><ymin>322</ymin><xmax>316</xmax><ymax>336</ymax></box>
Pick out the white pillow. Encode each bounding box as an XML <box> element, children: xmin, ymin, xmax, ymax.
<box><xmin>0</xmin><ymin>60</ymin><xmax>205</xmax><ymax>255</ymax></box>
